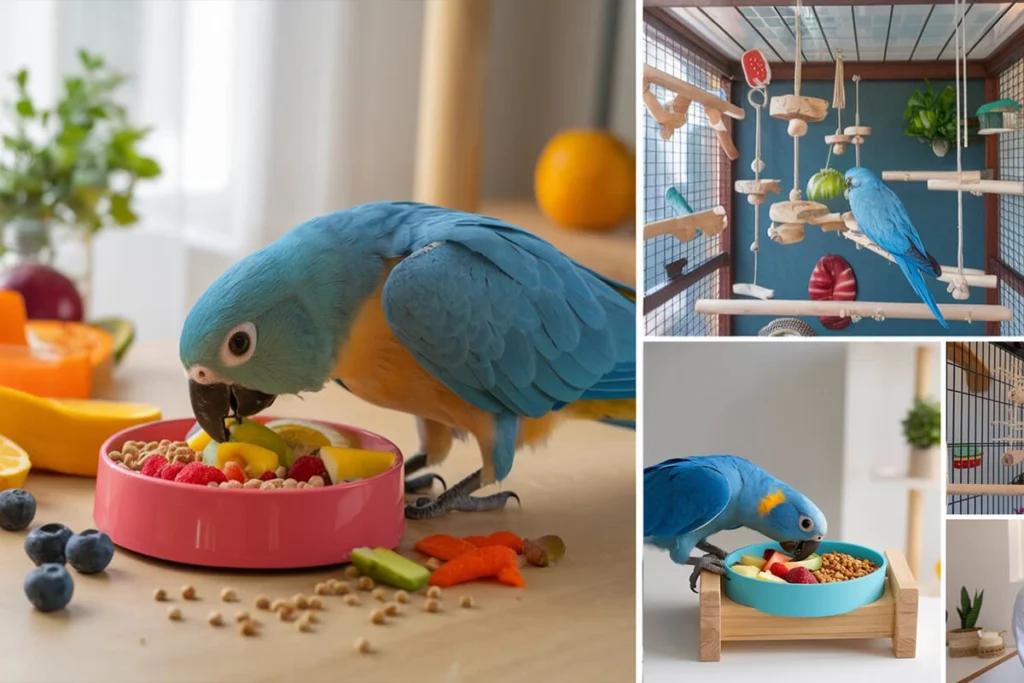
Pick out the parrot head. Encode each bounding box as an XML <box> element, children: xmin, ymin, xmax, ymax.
<box><xmin>844</xmin><ymin>166</ymin><xmax>879</xmax><ymax>200</ymax></box>
<box><xmin>749</xmin><ymin>484</ymin><xmax>828</xmax><ymax>561</ymax></box>
<box><xmin>178</xmin><ymin>215</ymin><xmax>384</xmax><ymax>441</ymax></box>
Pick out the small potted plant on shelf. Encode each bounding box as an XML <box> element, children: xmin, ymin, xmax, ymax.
<box><xmin>903</xmin><ymin>80</ymin><xmax>977</xmax><ymax>157</ymax></box>
<box><xmin>0</xmin><ymin>49</ymin><xmax>161</xmax><ymax>316</ymax></box>
<box><xmin>903</xmin><ymin>397</ymin><xmax>940</xmax><ymax>479</ymax></box>
<box><xmin>948</xmin><ymin>587</ymin><xmax>985</xmax><ymax>657</ymax></box>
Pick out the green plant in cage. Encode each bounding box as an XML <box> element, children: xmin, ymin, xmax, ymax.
<box><xmin>902</xmin><ymin>398</ymin><xmax>940</xmax><ymax>449</ymax></box>
<box><xmin>903</xmin><ymin>80</ymin><xmax>977</xmax><ymax>157</ymax></box>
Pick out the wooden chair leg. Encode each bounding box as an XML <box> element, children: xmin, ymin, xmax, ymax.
<box><xmin>886</xmin><ymin>548</ymin><xmax>919</xmax><ymax>658</ymax></box>
<box><xmin>699</xmin><ymin>571</ymin><xmax>722</xmax><ymax>662</ymax></box>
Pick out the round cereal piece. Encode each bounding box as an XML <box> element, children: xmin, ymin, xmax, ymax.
<box><xmin>283</xmin><ymin>478</ymin><xmax>298</xmax><ymax>489</ymax></box>
<box><xmin>333</xmin><ymin>582</ymin><xmax>351</xmax><ymax>596</ymax></box>
<box><xmin>426</xmin><ymin>557</ymin><xmax>443</xmax><ymax>571</ymax></box>
<box><xmin>181</xmin><ymin>585</ymin><xmax>197</xmax><ymax>600</ymax></box>
<box><xmin>243</xmin><ymin>479</ymin><xmax>262</xmax><ymax>489</ymax></box>
<box><xmin>220</xmin><ymin>587</ymin><xmax>238</xmax><ymax>602</ymax></box>
<box><xmin>207</xmin><ymin>481</ymin><xmax>220</xmax><ymax>488</ymax></box>
<box><xmin>344</xmin><ymin>565</ymin><xmax>361</xmax><ymax>580</ymax></box>
<box><xmin>239</xmin><ymin>619</ymin><xmax>258</xmax><ymax>637</ymax></box>
<box><xmin>235</xmin><ymin>610</ymin><xmax>250</xmax><ymax>623</ymax></box>
<box><xmin>293</xmin><ymin>594</ymin><xmax>309</xmax><ymax>609</ymax></box>
<box><xmin>277</xmin><ymin>609</ymin><xmax>295</xmax><ymax>622</ymax></box>
<box><xmin>167</xmin><ymin>606</ymin><xmax>182</xmax><ymax>621</ymax></box>
<box><xmin>255</xmin><ymin>596</ymin><xmax>270</xmax><ymax>610</ymax></box>
<box><xmin>308</xmin><ymin>597</ymin><xmax>324</xmax><ymax>610</ymax></box>
<box><xmin>303</xmin><ymin>611</ymin><xmax>319</xmax><ymax>624</ymax></box>
<box><xmin>384</xmin><ymin>602</ymin><xmax>399</xmax><ymax>617</ymax></box>
<box><xmin>208</xmin><ymin>611</ymin><xmax>224</xmax><ymax>626</ymax></box>
<box><xmin>357</xmin><ymin>577</ymin><xmax>374</xmax><ymax>591</ymax></box>
<box><xmin>344</xmin><ymin>594</ymin><xmax>361</xmax><ymax>606</ymax></box>
<box><xmin>260</xmin><ymin>481</ymin><xmax>276</xmax><ymax>490</ymax></box>
<box><xmin>225</xmin><ymin>480</ymin><xmax>243</xmax><ymax>489</ymax></box>
<box><xmin>109</xmin><ymin>451</ymin><xmax>123</xmax><ymax>462</ymax></box>
<box><xmin>395</xmin><ymin>590</ymin><xmax>409</xmax><ymax>604</ymax></box>
<box><xmin>424</xmin><ymin>598</ymin><xmax>440</xmax><ymax>613</ymax></box>
<box><xmin>270</xmin><ymin>599</ymin><xmax>287</xmax><ymax>612</ymax></box>
<box><xmin>309</xmin><ymin>475</ymin><xmax>325</xmax><ymax>488</ymax></box>
<box><xmin>275</xmin><ymin>466</ymin><xmax>287</xmax><ymax>479</ymax></box>
<box><xmin>426</xmin><ymin>586</ymin><xmax>442</xmax><ymax>600</ymax></box>
<box><xmin>315</xmin><ymin>582</ymin><xmax>330</xmax><ymax>596</ymax></box>
<box><xmin>297</xmin><ymin>620</ymin><xmax>313</xmax><ymax>633</ymax></box>
<box><xmin>353</xmin><ymin>636</ymin><xmax>372</xmax><ymax>654</ymax></box>
<box><xmin>153</xmin><ymin>588</ymin><xmax>168</xmax><ymax>601</ymax></box>
<box><xmin>370</xmin><ymin>609</ymin><xmax>387</xmax><ymax>625</ymax></box>
<box><xmin>372</xmin><ymin>588</ymin><xmax>387</xmax><ymax>602</ymax></box>
<box><xmin>460</xmin><ymin>596</ymin><xmax>474</xmax><ymax>609</ymax></box>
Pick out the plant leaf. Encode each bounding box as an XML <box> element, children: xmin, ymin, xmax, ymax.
<box><xmin>109</xmin><ymin>192</ymin><xmax>138</xmax><ymax>226</ymax></box>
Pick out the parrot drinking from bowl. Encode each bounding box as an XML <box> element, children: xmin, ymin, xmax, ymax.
<box><xmin>844</xmin><ymin>167</ymin><xmax>949</xmax><ymax>328</ymax></box>
<box><xmin>179</xmin><ymin>202</ymin><xmax>635</xmax><ymax>519</ymax></box>
<box><xmin>644</xmin><ymin>455</ymin><xmax>827</xmax><ymax>592</ymax></box>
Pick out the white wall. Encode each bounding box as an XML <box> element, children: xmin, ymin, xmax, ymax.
<box><xmin>947</xmin><ymin>519</ymin><xmax>1022</xmax><ymax>682</ymax></box>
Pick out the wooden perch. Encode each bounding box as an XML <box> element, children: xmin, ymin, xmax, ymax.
<box><xmin>643</xmin><ymin>65</ymin><xmax>744</xmax><ymax>119</ymax></box>
<box><xmin>693</xmin><ymin>298</ymin><xmax>1012</xmax><ymax>322</ymax></box>
<box><xmin>769</xmin><ymin>94</ymin><xmax>828</xmax><ymax>123</ymax></box>
<box><xmin>947</xmin><ymin>483</ymin><xmax>1024</xmax><ymax>496</ymax></box>
<box><xmin>946</xmin><ymin>341</ymin><xmax>990</xmax><ymax>393</ymax></box>
<box><xmin>642</xmin><ymin>88</ymin><xmax>688</xmax><ymax>141</ymax></box>
<box><xmin>927</xmin><ymin>179</ymin><xmax>1024</xmax><ymax>196</ymax></box>
<box><xmin>704</xmin><ymin>107</ymin><xmax>739</xmax><ymax>161</ymax></box>
<box><xmin>769</xmin><ymin>201</ymin><xmax>829</xmax><ymax>223</ymax></box>
<box><xmin>735</xmin><ymin>179</ymin><xmax>781</xmax><ymax>195</ymax></box>
<box><xmin>644</xmin><ymin>207</ymin><xmax>727</xmax><ymax>243</ymax></box>
<box><xmin>840</xmin><ymin>230</ymin><xmax>997</xmax><ymax>289</ymax></box>
<box><xmin>883</xmin><ymin>170</ymin><xmax>993</xmax><ymax>182</ymax></box>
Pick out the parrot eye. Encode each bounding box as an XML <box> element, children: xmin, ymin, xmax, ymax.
<box><xmin>799</xmin><ymin>516</ymin><xmax>814</xmax><ymax>532</ymax></box>
<box><xmin>220</xmin><ymin>322</ymin><xmax>257</xmax><ymax>367</ymax></box>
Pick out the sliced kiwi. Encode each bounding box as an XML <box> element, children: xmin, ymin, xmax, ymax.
<box><xmin>88</xmin><ymin>317</ymin><xmax>135</xmax><ymax>364</ymax></box>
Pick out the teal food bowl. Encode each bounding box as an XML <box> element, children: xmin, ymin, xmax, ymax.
<box><xmin>723</xmin><ymin>541</ymin><xmax>887</xmax><ymax>618</ymax></box>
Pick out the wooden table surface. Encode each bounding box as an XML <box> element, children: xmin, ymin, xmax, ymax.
<box><xmin>0</xmin><ymin>341</ymin><xmax>636</xmax><ymax>683</ymax></box>
<box><xmin>946</xmin><ymin>637</ymin><xmax>1017</xmax><ymax>683</ymax></box>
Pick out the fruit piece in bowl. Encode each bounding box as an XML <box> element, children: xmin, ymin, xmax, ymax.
<box><xmin>264</xmin><ymin>419</ymin><xmax>356</xmax><ymax>459</ymax></box>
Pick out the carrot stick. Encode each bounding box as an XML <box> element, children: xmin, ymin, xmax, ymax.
<box><xmin>463</xmin><ymin>535</ymin><xmax>489</xmax><ymax>548</ymax></box>
<box><xmin>428</xmin><ymin>546</ymin><xmax>517</xmax><ymax>587</ymax></box>
<box><xmin>485</xmin><ymin>531</ymin><xmax>524</xmax><ymax>553</ymax></box>
<box><xmin>414</xmin><ymin>534</ymin><xmax>478</xmax><ymax>561</ymax></box>
<box><xmin>496</xmin><ymin>565</ymin><xmax>526</xmax><ymax>588</ymax></box>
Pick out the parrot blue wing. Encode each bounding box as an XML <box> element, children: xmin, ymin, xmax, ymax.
<box><xmin>643</xmin><ymin>458</ymin><xmax>731</xmax><ymax>539</ymax></box>
<box><xmin>854</xmin><ymin>183</ymin><xmax>940</xmax><ymax>276</ymax></box>
<box><xmin>380</xmin><ymin>209</ymin><xmax>635</xmax><ymax>421</ymax></box>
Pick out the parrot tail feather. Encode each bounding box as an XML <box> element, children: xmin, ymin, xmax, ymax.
<box><xmin>895</xmin><ymin>256</ymin><xmax>949</xmax><ymax>329</ymax></box>
<box><xmin>562</xmin><ymin>398</ymin><xmax>636</xmax><ymax>429</ymax></box>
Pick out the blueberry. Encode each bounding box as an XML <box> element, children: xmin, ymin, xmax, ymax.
<box><xmin>24</xmin><ymin>563</ymin><xmax>74</xmax><ymax>612</ymax></box>
<box><xmin>65</xmin><ymin>529</ymin><xmax>115</xmax><ymax>574</ymax></box>
<box><xmin>24</xmin><ymin>523</ymin><xmax>73</xmax><ymax>565</ymax></box>
<box><xmin>0</xmin><ymin>489</ymin><xmax>36</xmax><ymax>531</ymax></box>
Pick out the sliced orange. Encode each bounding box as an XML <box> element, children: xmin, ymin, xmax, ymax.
<box><xmin>0</xmin><ymin>435</ymin><xmax>31</xmax><ymax>490</ymax></box>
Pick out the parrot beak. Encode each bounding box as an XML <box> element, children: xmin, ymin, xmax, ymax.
<box><xmin>780</xmin><ymin>536</ymin><xmax>823</xmax><ymax>561</ymax></box>
<box><xmin>188</xmin><ymin>380</ymin><xmax>277</xmax><ymax>442</ymax></box>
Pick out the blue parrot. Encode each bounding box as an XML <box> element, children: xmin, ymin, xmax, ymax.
<box><xmin>644</xmin><ymin>455</ymin><xmax>827</xmax><ymax>592</ymax></box>
<box><xmin>179</xmin><ymin>202</ymin><xmax>635</xmax><ymax>518</ymax></box>
<box><xmin>844</xmin><ymin>167</ymin><xmax>949</xmax><ymax>328</ymax></box>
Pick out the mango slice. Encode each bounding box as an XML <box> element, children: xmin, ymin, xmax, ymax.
<box><xmin>203</xmin><ymin>441</ymin><xmax>279</xmax><ymax>477</ymax></box>
<box><xmin>319</xmin><ymin>447</ymin><xmax>395</xmax><ymax>483</ymax></box>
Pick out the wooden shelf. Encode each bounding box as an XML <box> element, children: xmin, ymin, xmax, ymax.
<box><xmin>644</xmin><ymin>207</ymin><xmax>727</xmax><ymax>243</ymax></box>
<box><xmin>927</xmin><ymin>179</ymin><xmax>1024</xmax><ymax>195</ymax></box>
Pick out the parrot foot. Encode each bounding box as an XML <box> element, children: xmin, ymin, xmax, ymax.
<box><xmin>685</xmin><ymin>554</ymin><xmax>729</xmax><ymax>594</ymax></box>
<box><xmin>696</xmin><ymin>541</ymin><xmax>728</xmax><ymax>561</ymax></box>
<box><xmin>403</xmin><ymin>452</ymin><xmax>447</xmax><ymax>494</ymax></box>
<box><xmin>404</xmin><ymin>470</ymin><xmax>520</xmax><ymax>520</ymax></box>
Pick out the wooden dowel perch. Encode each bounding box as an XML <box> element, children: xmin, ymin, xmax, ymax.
<box><xmin>643</xmin><ymin>64</ymin><xmax>742</xmax><ymax>158</ymax></box>
<box><xmin>644</xmin><ymin>207</ymin><xmax>727</xmax><ymax>242</ymax></box>
<box><xmin>704</xmin><ymin>107</ymin><xmax>740</xmax><ymax>161</ymax></box>
<box><xmin>927</xmin><ymin>179</ymin><xmax>1024</xmax><ymax>196</ymax></box>
<box><xmin>694</xmin><ymin>299</ymin><xmax>1012</xmax><ymax>322</ymax></box>
<box><xmin>643</xmin><ymin>65</ymin><xmax>744</xmax><ymax>119</ymax></box>
<box><xmin>947</xmin><ymin>483</ymin><xmax>1024</xmax><ymax>497</ymax></box>
<box><xmin>840</xmin><ymin>230</ymin><xmax>997</xmax><ymax>289</ymax></box>
<box><xmin>883</xmin><ymin>170</ymin><xmax>993</xmax><ymax>182</ymax></box>
<box><xmin>643</xmin><ymin>89</ymin><xmax>689</xmax><ymax>141</ymax></box>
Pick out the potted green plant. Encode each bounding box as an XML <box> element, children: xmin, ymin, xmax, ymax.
<box><xmin>0</xmin><ymin>49</ymin><xmax>161</xmax><ymax>312</ymax></box>
<box><xmin>903</xmin><ymin>80</ymin><xmax>975</xmax><ymax>158</ymax></box>
<box><xmin>903</xmin><ymin>397</ymin><xmax>940</xmax><ymax>479</ymax></box>
<box><xmin>948</xmin><ymin>587</ymin><xmax>984</xmax><ymax>657</ymax></box>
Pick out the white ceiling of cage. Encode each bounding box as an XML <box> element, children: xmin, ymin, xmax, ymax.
<box><xmin>670</xmin><ymin>3</ymin><xmax>1024</xmax><ymax>62</ymax></box>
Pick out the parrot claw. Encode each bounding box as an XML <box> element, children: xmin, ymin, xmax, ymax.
<box><xmin>696</xmin><ymin>541</ymin><xmax>728</xmax><ymax>560</ymax></box>
<box><xmin>686</xmin><ymin>554</ymin><xmax>729</xmax><ymax>593</ymax></box>
<box><xmin>403</xmin><ymin>453</ymin><xmax>447</xmax><ymax>493</ymax></box>
<box><xmin>403</xmin><ymin>470</ymin><xmax>520</xmax><ymax>519</ymax></box>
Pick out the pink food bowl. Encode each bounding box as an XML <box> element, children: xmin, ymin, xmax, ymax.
<box><xmin>94</xmin><ymin>417</ymin><xmax>405</xmax><ymax>569</ymax></box>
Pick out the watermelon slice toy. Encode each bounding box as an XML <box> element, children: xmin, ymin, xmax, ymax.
<box><xmin>742</xmin><ymin>49</ymin><xmax>771</xmax><ymax>89</ymax></box>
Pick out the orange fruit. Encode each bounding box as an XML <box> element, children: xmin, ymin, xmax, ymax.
<box><xmin>534</xmin><ymin>129</ymin><xmax>635</xmax><ymax>233</ymax></box>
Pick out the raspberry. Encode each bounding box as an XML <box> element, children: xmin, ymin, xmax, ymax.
<box><xmin>141</xmin><ymin>455</ymin><xmax>168</xmax><ymax>478</ymax></box>
<box><xmin>175</xmin><ymin>462</ymin><xmax>228</xmax><ymax>487</ymax></box>
<box><xmin>287</xmin><ymin>455</ymin><xmax>330</xmax><ymax>484</ymax></box>
<box><xmin>762</xmin><ymin>548</ymin><xmax>775</xmax><ymax>561</ymax></box>
<box><xmin>223</xmin><ymin>462</ymin><xmax>246</xmax><ymax>483</ymax></box>
<box><xmin>784</xmin><ymin>567</ymin><xmax>818</xmax><ymax>584</ymax></box>
<box><xmin>259</xmin><ymin>471</ymin><xmax>276</xmax><ymax>482</ymax></box>
<box><xmin>160</xmin><ymin>462</ymin><xmax>187</xmax><ymax>481</ymax></box>
<box><xmin>769</xmin><ymin>563</ymin><xmax>790</xmax><ymax>579</ymax></box>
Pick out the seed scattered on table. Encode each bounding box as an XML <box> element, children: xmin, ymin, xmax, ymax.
<box><xmin>426</xmin><ymin>586</ymin><xmax>441</xmax><ymax>600</ymax></box>
<box><xmin>167</xmin><ymin>606</ymin><xmax>182</xmax><ymax>621</ymax></box>
<box><xmin>208</xmin><ymin>611</ymin><xmax>223</xmax><ymax>626</ymax></box>
<box><xmin>153</xmin><ymin>588</ymin><xmax>168</xmax><ymax>602</ymax></box>
<box><xmin>344</xmin><ymin>595</ymin><xmax>360</xmax><ymax>606</ymax></box>
<box><xmin>353</xmin><ymin>636</ymin><xmax>372</xmax><ymax>654</ymax></box>
<box><xmin>315</xmin><ymin>582</ymin><xmax>330</xmax><ymax>596</ymax></box>
<box><xmin>357</xmin><ymin>577</ymin><xmax>374</xmax><ymax>591</ymax></box>
<box><xmin>303</xmin><ymin>611</ymin><xmax>319</xmax><ymax>624</ymax></box>
<box><xmin>426</xmin><ymin>557</ymin><xmax>442</xmax><ymax>571</ymax></box>
<box><xmin>239</xmin><ymin>620</ymin><xmax>258</xmax><ymax>637</ymax></box>
<box><xmin>297</xmin><ymin>617</ymin><xmax>314</xmax><ymax>633</ymax></box>
<box><xmin>277</xmin><ymin>609</ymin><xmax>295</xmax><ymax>622</ymax></box>
<box><xmin>235</xmin><ymin>611</ymin><xmax>250</xmax><ymax>623</ymax></box>
<box><xmin>424</xmin><ymin>598</ymin><xmax>440</xmax><ymax>613</ymax></box>
<box><xmin>255</xmin><ymin>596</ymin><xmax>270</xmax><ymax>610</ymax></box>
<box><xmin>308</xmin><ymin>597</ymin><xmax>324</xmax><ymax>610</ymax></box>
<box><xmin>372</xmin><ymin>588</ymin><xmax>387</xmax><ymax>602</ymax></box>
<box><xmin>293</xmin><ymin>594</ymin><xmax>309</xmax><ymax>609</ymax></box>
<box><xmin>181</xmin><ymin>585</ymin><xmax>197</xmax><ymax>600</ymax></box>
<box><xmin>384</xmin><ymin>602</ymin><xmax>399</xmax><ymax>617</ymax></box>
<box><xmin>370</xmin><ymin>608</ymin><xmax>387</xmax><ymax>625</ymax></box>
<box><xmin>395</xmin><ymin>590</ymin><xmax>409</xmax><ymax>604</ymax></box>
<box><xmin>220</xmin><ymin>587</ymin><xmax>238</xmax><ymax>602</ymax></box>
<box><xmin>460</xmin><ymin>596</ymin><xmax>474</xmax><ymax>609</ymax></box>
<box><xmin>333</xmin><ymin>582</ymin><xmax>351</xmax><ymax>596</ymax></box>
<box><xmin>345</xmin><ymin>566</ymin><xmax>360</xmax><ymax>580</ymax></box>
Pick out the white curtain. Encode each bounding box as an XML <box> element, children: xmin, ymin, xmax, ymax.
<box><xmin>0</xmin><ymin>0</ymin><xmax>632</xmax><ymax>342</ymax></box>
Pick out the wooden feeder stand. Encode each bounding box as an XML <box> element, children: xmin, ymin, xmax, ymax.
<box><xmin>699</xmin><ymin>548</ymin><xmax>918</xmax><ymax>662</ymax></box>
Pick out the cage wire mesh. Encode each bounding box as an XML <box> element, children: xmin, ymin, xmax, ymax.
<box><xmin>643</xmin><ymin>18</ymin><xmax>726</xmax><ymax>337</ymax></box>
<box><xmin>999</xmin><ymin>56</ymin><xmax>1024</xmax><ymax>334</ymax></box>
<box><xmin>947</xmin><ymin>341</ymin><xmax>1024</xmax><ymax>514</ymax></box>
